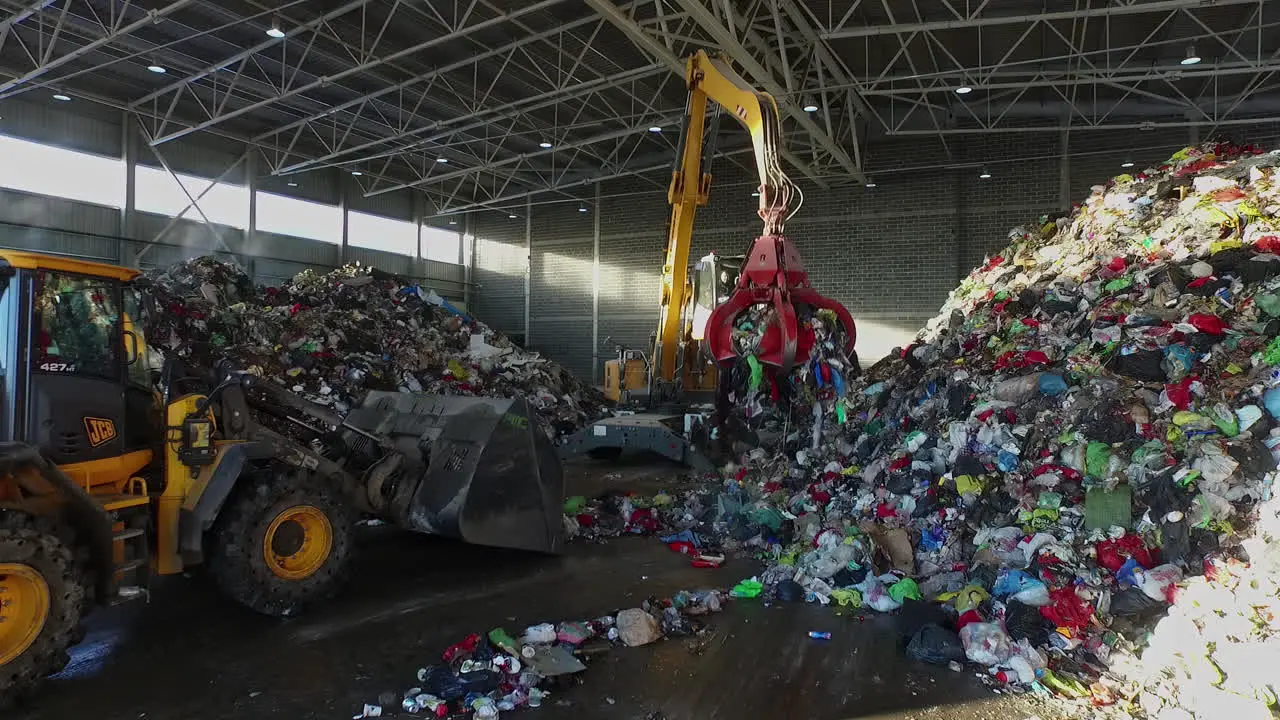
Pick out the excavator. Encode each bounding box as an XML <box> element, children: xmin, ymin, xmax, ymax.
<box><xmin>561</xmin><ymin>51</ymin><xmax>857</xmax><ymax>466</ymax></box>
<box><xmin>0</xmin><ymin>250</ymin><xmax>563</xmax><ymax>701</ymax></box>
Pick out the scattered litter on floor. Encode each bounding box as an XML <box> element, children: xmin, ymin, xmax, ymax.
<box><xmin>358</xmin><ymin>590</ymin><xmax>727</xmax><ymax>718</ymax></box>
<box><xmin>136</xmin><ymin>260</ymin><xmax>607</xmax><ymax>437</ymax></box>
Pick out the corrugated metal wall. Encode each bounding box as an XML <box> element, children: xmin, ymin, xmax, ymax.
<box><xmin>0</xmin><ymin>98</ymin><xmax>466</xmax><ymax>299</ymax></box>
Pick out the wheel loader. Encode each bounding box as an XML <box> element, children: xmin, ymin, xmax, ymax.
<box><xmin>0</xmin><ymin>250</ymin><xmax>564</xmax><ymax>702</ymax></box>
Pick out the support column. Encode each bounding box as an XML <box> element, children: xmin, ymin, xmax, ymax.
<box><xmin>463</xmin><ymin>213</ymin><xmax>474</xmax><ymax>310</ymax></box>
<box><xmin>523</xmin><ymin>197</ymin><xmax>532</xmax><ymax>346</ymax></box>
<box><xmin>120</xmin><ymin>113</ymin><xmax>138</xmax><ymax>266</ymax></box>
<box><xmin>1058</xmin><ymin>127</ymin><xmax>1072</xmax><ymax>208</ymax></box>
<box><xmin>412</xmin><ymin>191</ymin><xmax>426</xmax><ymax>277</ymax></box>
<box><xmin>245</xmin><ymin>150</ymin><xmax>259</xmax><ymax>281</ymax></box>
<box><xmin>339</xmin><ymin>170</ymin><xmax>350</xmax><ymax>265</ymax></box>
<box><xmin>592</xmin><ymin>182</ymin><xmax>601</xmax><ymax>385</ymax></box>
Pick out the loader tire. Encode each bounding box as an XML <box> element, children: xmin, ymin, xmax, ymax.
<box><xmin>208</xmin><ymin>471</ymin><xmax>355</xmax><ymax>617</ymax></box>
<box><xmin>0</xmin><ymin>519</ymin><xmax>85</xmax><ymax>707</ymax></box>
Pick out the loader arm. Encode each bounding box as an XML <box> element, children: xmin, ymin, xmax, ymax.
<box><xmin>653</xmin><ymin>50</ymin><xmax>799</xmax><ymax>383</ymax></box>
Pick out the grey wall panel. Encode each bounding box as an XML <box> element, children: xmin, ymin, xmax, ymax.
<box><xmin>257</xmin><ymin>166</ymin><xmax>342</xmax><ymax>206</ymax></box>
<box><xmin>252</xmin><ymin>231</ymin><xmax>341</xmax><ymax>267</ymax></box>
<box><xmin>0</xmin><ymin>98</ymin><xmax>121</xmax><ymax>156</ymax></box>
<box><xmin>0</xmin><ymin>225</ymin><xmax>118</xmax><ymax>262</ymax></box>
<box><xmin>471</xmin><ymin>213</ymin><xmax>527</xmax><ymax>340</ymax></box>
<box><xmin>0</xmin><ymin>189</ymin><xmax>120</xmax><ymax>236</ymax></box>
<box><xmin>345</xmin><ymin>246</ymin><xmax>414</xmax><ymax>276</ymax></box>
<box><xmin>137</xmin><ymin>134</ymin><xmax>246</xmax><ymax>183</ymax></box>
<box><xmin>348</xmin><ymin>186</ymin><xmax>413</xmax><ymax>221</ymax></box>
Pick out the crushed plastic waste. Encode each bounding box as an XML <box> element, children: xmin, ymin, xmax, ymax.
<box><xmin>136</xmin><ymin>258</ymin><xmax>607</xmax><ymax>437</ymax></box>
<box><xmin>683</xmin><ymin>142</ymin><xmax>1280</xmax><ymax>719</ymax></box>
<box><xmin>358</xmin><ymin>589</ymin><xmax>727</xmax><ymax>718</ymax></box>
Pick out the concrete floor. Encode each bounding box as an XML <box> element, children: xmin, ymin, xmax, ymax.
<box><xmin>14</xmin><ymin>458</ymin><xmax>1059</xmax><ymax>720</ymax></box>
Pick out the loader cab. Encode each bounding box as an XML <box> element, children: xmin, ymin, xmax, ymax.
<box><xmin>0</xmin><ymin>251</ymin><xmax>159</xmax><ymax>474</ymax></box>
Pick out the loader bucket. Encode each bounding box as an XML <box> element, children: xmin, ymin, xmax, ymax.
<box><xmin>342</xmin><ymin>391</ymin><xmax>564</xmax><ymax>554</ymax></box>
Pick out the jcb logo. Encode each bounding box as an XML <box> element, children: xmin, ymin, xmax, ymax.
<box><xmin>83</xmin><ymin>417</ymin><xmax>117</xmax><ymax>448</ymax></box>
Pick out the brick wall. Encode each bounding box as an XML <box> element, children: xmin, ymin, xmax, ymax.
<box><xmin>469</xmin><ymin>125</ymin><xmax>1276</xmax><ymax>381</ymax></box>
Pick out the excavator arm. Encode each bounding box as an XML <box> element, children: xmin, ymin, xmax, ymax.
<box><xmin>655</xmin><ymin>50</ymin><xmax>855</xmax><ymax>387</ymax></box>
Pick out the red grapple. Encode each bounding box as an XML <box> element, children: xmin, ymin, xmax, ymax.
<box><xmin>704</xmin><ymin>234</ymin><xmax>856</xmax><ymax>375</ymax></box>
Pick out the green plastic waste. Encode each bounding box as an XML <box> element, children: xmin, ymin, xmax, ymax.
<box><xmin>835</xmin><ymin>402</ymin><xmax>847</xmax><ymax>424</ymax></box>
<box><xmin>563</xmin><ymin>495</ymin><xmax>587</xmax><ymax>514</ymax></box>
<box><xmin>746</xmin><ymin>355</ymin><xmax>763</xmax><ymax>390</ymax></box>
<box><xmin>1038</xmin><ymin>491</ymin><xmax>1063</xmax><ymax>510</ymax></box>
<box><xmin>1265</xmin><ymin>336</ymin><xmax>1280</xmax><ymax>365</ymax></box>
<box><xmin>888</xmin><ymin>578</ymin><xmax>922</xmax><ymax>603</ymax></box>
<box><xmin>830</xmin><ymin>588</ymin><xmax>862</xmax><ymax>607</ymax></box>
<box><xmin>1084</xmin><ymin>485</ymin><xmax>1133</xmax><ymax>531</ymax></box>
<box><xmin>1257</xmin><ymin>293</ymin><xmax>1280</xmax><ymax>317</ymax></box>
<box><xmin>1085</xmin><ymin>441</ymin><xmax>1112</xmax><ymax>479</ymax></box>
<box><xmin>1104</xmin><ymin>276</ymin><xmax>1132</xmax><ymax>292</ymax></box>
<box><xmin>730</xmin><ymin>579</ymin><xmax>763</xmax><ymax>598</ymax></box>
<box><xmin>864</xmin><ymin>419</ymin><xmax>884</xmax><ymax>436</ymax></box>
<box><xmin>488</xmin><ymin>628</ymin><xmax>519</xmax><ymax>654</ymax></box>
<box><xmin>1211</xmin><ymin>405</ymin><xmax>1239</xmax><ymax>437</ymax></box>
<box><xmin>1041</xmin><ymin>669</ymin><xmax>1090</xmax><ymax>698</ymax></box>
<box><xmin>750</xmin><ymin>507</ymin><xmax>784</xmax><ymax>531</ymax></box>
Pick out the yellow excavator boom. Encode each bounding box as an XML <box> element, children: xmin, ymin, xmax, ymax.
<box><xmin>652</xmin><ymin>50</ymin><xmax>795</xmax><ymax>383</ymax></box>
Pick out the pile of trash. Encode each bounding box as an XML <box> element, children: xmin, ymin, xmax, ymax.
<box><xmin>137</xmin><ymin>259</ymin><xmax>606</xmax><ymax>436</ymax></box>
<box><xmin>356</xmin><ymin>589</ymin><xmax>727</xmax><ymax>718</ymax></box>
<box><xmin>697</xmin><ymin>142</ymin><xmax>1280</xmax><ymax>717</ymax></box>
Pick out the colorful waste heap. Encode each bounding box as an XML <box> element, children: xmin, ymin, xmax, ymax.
<box><xmin>137</xmin><ymin>259</ymin><xmax>607</xmax><ymax>437</ymax></box>
<box><xmin>694</xmin><ymin>142</ymin><xmax>1280</xmax><ymax>718</ymax></box>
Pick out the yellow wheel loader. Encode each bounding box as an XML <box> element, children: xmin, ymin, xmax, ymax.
<box><xmin>0</xmin><ymin>250</ymin><xmax>564</xmax><ymax>702</ymax></box>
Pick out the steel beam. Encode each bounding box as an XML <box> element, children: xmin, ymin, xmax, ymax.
<box><xmin>823</xmin><ymin>0</ymin><xmax>1263</xmax><ymax>39</ymax></box>
<box><xmin>0</xmin><ymin>0</ymin><xmax>196</xmax><ymax>95</ymax></box>
<box><xmin>673</xmin><ymin>0</ymin><xmax>864</xmax><ymax>183</ymax></box>
<box><xmin>584</xmin><ymin>0</ymin><xmax>831</xmax><ymax>188</ymax></box>
<box><xmin>148</xmin><ymin>0</ymin><xmax>569</xmax><ymax>145</ymax></box>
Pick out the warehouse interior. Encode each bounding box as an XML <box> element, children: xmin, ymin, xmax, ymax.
<box><xmin>3</xmin><ymin>1</ymin><xmax>1280</xmax><ymax>719</ymax></box>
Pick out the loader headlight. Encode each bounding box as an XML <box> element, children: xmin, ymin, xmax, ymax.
<box><xmin>178</xmin><ymin>417</ymin><xmax>216</xmax><ymax>467</ymax></box>
<box><xmin>185</xmin><ymin>418</ymin><xmax>212</xmax><ymax>449</ymax></box>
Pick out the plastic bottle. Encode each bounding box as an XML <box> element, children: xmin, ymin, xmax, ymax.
<box><xmin>807</xmin><ymin>631</ymin><xmax>832</xmax><ymax>639</ymax></box>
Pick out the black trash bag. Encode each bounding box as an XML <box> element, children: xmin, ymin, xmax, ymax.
<box><xmin>967</xmin><ymin>564</ymin><xmax>999</xmax><ymax>591</ymax></box>
<box><xmin>418</xmin><ymin>665</ymin><xmax>466</xmax><ymax>700</ymax></box>
<box><xmin>1113</xmin><ymin>348</ymin><xmax>1167</xmax><ymax>381</ymax></box>
<box><xmin>1004</xmin><ymin>600</ymin><xmax>1052</xmax><ymax>646</ymax></box>
<box><xmin>906</xmin><ymin>624</ymin><xmax>965</xmax><ymax>665</ymax></box>
<box><xmin>886</xmin><ymin>471</ymin><xmax>915</xmax><ymax>495</ymax></box>
<box><xmin>831</xmin><ymin>565</ymin><xmax>868</xmax><ymax>588</ymax></box>
<box><xmin>897</xmin><ymin>599</ymin><xmax>952</xmax><ymax>639</ymax></box>
<box><xmin>1228</xmin><ymin>437</ymin><xmax>1277</xmax><ymax>476</ymax></box>
<box><xmin>777</xmin><ymin>579</ymin><xmax>804</xmax><ymax>602</ymax></box>
<box><xmin>1110</xmin><ymin>588</ymin><xmax>1166</xmax><ymax>617</ymax></box>
<box><xmin>948</xmin><ymin>382</ymin><xmax>975</xmax><ymax>417</ymax></box>
<box><xmin>458</xmin><ymin>669</ymin><xmax>502</xmax><ymax>694</ymax></box>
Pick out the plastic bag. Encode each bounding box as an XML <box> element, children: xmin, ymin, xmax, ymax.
<box><xmin>1039</xmin><ymin>587</ymin><xmax>1095</xmax><ymax>629</ymax></box>
<box><xmin>731</xmin><ymin>578</ymin><xmax>763</xmax><ymax>598</ymax></box>
<box><xmin>992</xmin><ymin>569</ymin><xmax>1051</xmax><ymax>606</ymax></box>
<box><xmin>522</xmin><ymin>623</ymin><xmax>556</xmax><ymax>644</ymax></box>
<box><xmin>959</xmin><ymin>622</ymin><xmax>1013</xmax><ymax>665</ymax></box>
<box><xmin>907</xmin><ymin>624</ymin><xmax>966</xmax><ymax>665</ymax></box>
<box><xmin>858</xmin><ymin>576</ymin><xmax>903</xmax><ymax>612</ymax></box>
<box><xmin>888</xmin><ymin>577</ymin><xmax>922</xmax><ymax>603</ymax></box>
<box><xmin>1136</xmin><ymin>563</ymin><xmax>1183</xmax><ymax>601</ymax></box>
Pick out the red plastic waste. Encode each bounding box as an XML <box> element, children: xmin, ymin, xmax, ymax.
<box><xmin>1039</xmin><ymin>587</ymin><xmax>1096</xmax><ymax>629</ymax></box>
<box><xmin>442</xmin><ymin>632</ymin><xmax>480</xmax><ymax>663</ymax></box>
<box><xmin>1187</xmin><ymin>313</ymin><xmax>1227</xmax><ymax>335</ymax></box>
<box><xmin>1095</xmin><ymin>535</ymin><xmax>1156</xmax><ymax>572</ymax></box>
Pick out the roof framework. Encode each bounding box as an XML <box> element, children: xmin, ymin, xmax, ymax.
<box><xmin>2</xmin><ymin>0</ymin><xmax>1277</xmax><ymax>213</ymax></box>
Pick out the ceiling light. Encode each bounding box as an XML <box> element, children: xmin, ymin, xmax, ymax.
<box><xmin>1121</xmin><ymin>159</ymin><xmax>1135</xmax><ymax>168</ymax></box>
<box><xmin>52</xmin><ymin>93</ymin><xmax>71</xmax><ymax>102</ymax></box>
<box><xmin>648</xmin><ymin>126</ymin><xmax>662</xmax><ymax>133</ymax></box>
<box><xmin>436</xmin><ymin>157</ymin><xmax>448</xmax><ymax>163</ymax></box>
<box><xmin>955</xmin><ymin>85</ymin><xmax>974</xmax><ymax>95</ymax></box>
<box><xmin>448</xmin><ymin>218</ymin><xmax>458</xmax><ymax>225</ymax></box>
<box><xmin>266</xmin><ymin>18</ymin><xmax>286</xmax><ymax>38</ymax></box>
<box><xmin>286</xmin><ymin>180</ymin><xmax>299</xmax><ymax>187</ymax></box>
<box><xmin>350</xmin><ymin>170</ymin><xmax>362</xmax><ymax>176</ymax></box>
<box><xmin>578</xmin><ymin>202</ymin><xmax>588</xmax><ymax>213</ymax></box>
<box><xmin>802</xmin><ymin>102</ymin><xmax>819</xmax><ymax>113</ymax></box>
<box><xmin>865</xmin><ymin>181</ymin><xmax>877</xmax><ymax>188</ymax></box>
<box><xmin>979</xmin><ymin>167</ymin><xmax>992</xmax><ymax>179</ymax></box>
<box><xmin>538</xmin><ymin>141</ymin><xmax>553</xmax><ymax>149</ymax></box>
<box><xmin>1181</xmin><ymin>46</ymin><xmax>1201</xmax><ymax>65</ymax></box>
<box><xmin>750</xmin><ymin>191</ymin><xmax>760</xmax><ymax>197</ymax></box>
<box><xmin>508</xmin><ymin>214</ymin><xmax>518</xmax><ymax>219</ymax></box>
<box><xmin>146</xmin><ymin>64</ymin><xmax>167</xmax><ymax>74</ymax></box>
